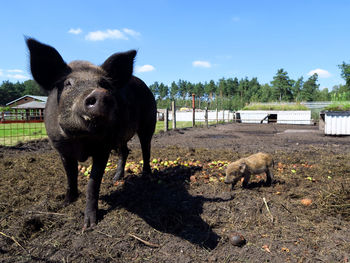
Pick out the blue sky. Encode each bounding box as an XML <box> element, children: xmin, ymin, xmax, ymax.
<box><xmin>1</xmin><ymin>0</ymin><xmax>350</xmax><ymax>90</ymax></box>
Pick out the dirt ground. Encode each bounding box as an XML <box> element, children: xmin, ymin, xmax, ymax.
<box><xmin>0</xmin><ymin>123</ymin><xmax>350</xmax><ymax>262</ymax></box>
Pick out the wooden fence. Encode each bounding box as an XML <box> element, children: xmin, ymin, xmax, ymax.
<box><xmin>158</xmin><ymin>101</ymin><xmax>235</xmax><ymax>131</ymax></box>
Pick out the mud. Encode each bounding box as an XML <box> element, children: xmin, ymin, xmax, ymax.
<box><xmin>0</xmin><ymin>123</ymin><xmax>349</xmax><ymax>262</ymax></box>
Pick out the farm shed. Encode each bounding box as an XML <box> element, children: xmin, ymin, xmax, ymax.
<box><xmin>235</xmin><ymin>110</ymin><xmax>312</xmax><ymax>125</ymax></box>
<box><xmin>3</xmin><ymin>95</ymin><xmax>47</xmax><ymax>122</ymax></box>
<box><xmin>6</xmin><ymin>95</ymin><xmax>47</xmax><ymax>107</ymax></box>
<box><xmin>320</xmin><ymin>111</ymin><xmax>350</xmax><ymax>135</ymax></box>
<box><xmin>10</xmin><ymin>101</ymin><xmax>46</xmax><ymax>121</ymax></box>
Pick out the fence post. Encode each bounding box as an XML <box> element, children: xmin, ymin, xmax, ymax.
<box><xmin>205</xmin><ymin>107</ymin><xmax>209</xmax><ymax>128</ymax></box>
<box><xmin>216</xmin><ymin>108</ymin><xmax>218</xmax><ymax>124</ymax></box>
<box><xmin>172</xmin><ymin>101</ymin><xmax>176</xmax><ymax>130</ymax></box>
<box><xmin>164</xmin><ymin>108</ymin><xmax>168</xmax><ymax>132</ymax></box>
<box><xmin>192</xmin><ymin>94</ymin><xmax>196</xmax><ymax>127</ymax></box>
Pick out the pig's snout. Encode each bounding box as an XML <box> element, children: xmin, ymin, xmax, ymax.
<box><xmin>84</xmin><ymin>89</ymin><xmax>111</xmax><ymax>119</ymax></box>
<box><xmin>224</xmin><ymin>177</ymin><xmax>232</xmax><ymax>184</ymax></box>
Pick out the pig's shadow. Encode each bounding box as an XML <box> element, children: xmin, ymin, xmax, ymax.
<box><xmin>100</xmin><ymin>165</ymin><xmax>233</xmax><ymax>250</ymax></box>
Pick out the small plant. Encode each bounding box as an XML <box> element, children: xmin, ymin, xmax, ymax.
<box><xmin>325</xmin><ymin>92</ymin><xmax>350</xmax><ymax>111</ymax></box>
<box><xmin>325</xmin><ymin>102</ymin><xmax>350</xmax><ymax>111</ymax></box>
<box><xmin>242</xmin><ymin>103</ymin><xmax>308</xmax><ymax>111</ymax></box>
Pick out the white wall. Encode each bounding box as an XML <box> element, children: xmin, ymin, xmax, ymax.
<box><xmin>166</xmin><ymin>110</ymin><xmax>234</xmax><ymax>122</ymax></box>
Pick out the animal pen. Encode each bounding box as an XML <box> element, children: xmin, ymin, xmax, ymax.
<box><xmin>0</xmin><ymin>111</ymin><xmax>47</xmax><ymax>146</ymax></box>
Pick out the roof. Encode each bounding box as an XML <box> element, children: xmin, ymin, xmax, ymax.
<box><xmin>6</xmin><ymin>95</ymin><xmax>48</xmax><ymax>106</ymax></box>
<box><xmin>11</xmin><ymin>101</ymin><xmax>46</xmax><ymax>109</ymax></box>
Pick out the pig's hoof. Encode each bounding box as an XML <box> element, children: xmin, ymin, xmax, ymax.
<box><xmin>83</xmin><ymin>211</ymin><xmax>97</xmax><ymax>230</ymax></box>
<box><xmin>64</xmin><ymin>191</ymin><xmax>78</xmax><ymax>205</ymax></box>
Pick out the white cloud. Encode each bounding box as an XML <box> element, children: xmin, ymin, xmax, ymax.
<box><xmin>7</xmin><ymin>69</ymin><xmax>23</xmax><ymax>73</ymax></box>
<box><xmin>85</xmin><ymin>28</ymin><xmax>140</xmax><ymax>41</ymax></box>
<box><xmin>123</xmin><ymin>28</ymin><xmax>141</xmax><ymax>38</ymax></box>
<box><xmin>307</xmin><ymin>68</ymin><xmax>331</xmax><ymax>78</ymax></box>
<box><xmin>7</xmin><ymin>74</ymin><xmax>28</xmax><ymax>80</ymax></box>
<box><xmin>68</xmin><ymin>28</ymin><xmax>82</xmax><ymax>35</ymax></box>
<box><xmin>86</xmin><ymin>29</ymin><xmax>127</xmax><ymax>41</ymax></box>
<box><xmin>192</xmin><ymin>60</ymin><xmax>212</xmax><ymax>68</ymax></box>
<box><xmin>0</xmin><ymin>69</ymin><xmax>28</xmax><ymax>79</ymax></box>
<box><xmin>135</xmin><ymin>65</ymin><xmax>155</xmax><ymax>73</ymax></box>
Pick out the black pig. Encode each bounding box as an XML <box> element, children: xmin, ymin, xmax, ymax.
<box><xmin>26</xmin><ymin>38</ymin><xmax>156</xmax><ymax>229</ymax></box>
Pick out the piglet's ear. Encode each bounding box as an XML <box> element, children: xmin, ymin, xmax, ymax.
<box><xmin>26</xmin><ymin>38</ymin><xmax>70</xmax><ymax>90</ymax></box>
<box><xmin>239</xmin><ymin>163</ymin><xmax>247</xmax><ymax>174</ymax></box>
<box><xmin>101</xmin><ymin>50</ymin><xmax>136</xmax><ymax>87</ymax></box>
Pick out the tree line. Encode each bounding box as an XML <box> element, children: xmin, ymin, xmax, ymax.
<box><xmin>0</xmin><ymin>80</ymin><xmax>46</xmax><ymax>106</ymax></box>
<box><xmin>1</xmin><ymin>63</ymin><xmax>350</xmax><ymax>110</ymax></box>
<box><xmin>151</xmin><ymin>64</ymin><xmax>350</xmax><ymax>110</ymax></box>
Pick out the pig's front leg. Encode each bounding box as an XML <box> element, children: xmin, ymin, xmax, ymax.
<box><xmin>84</xmin><ymin>152</ymin><xmax>109</xmax><ymax>229</ymax></box>
<box><xmin>60</xmin><ymin>155</ymin><xmax>78</xmax><ymax>205</ymax></box>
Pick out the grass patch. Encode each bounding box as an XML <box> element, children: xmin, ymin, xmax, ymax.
<box><xmin>1</xmin><ymin>121</ymin><xmax>194</xmax><ymax>146</ymax></box>
<box><xmin>324</xmin><ymin>102</ymin><xmax>350</xmax><ymax>111</ymax></box>
<box><xmin>155</xmin><ymin>121</ymin><xmax>193</xmax><ymax>132</ymax></box>
<box><xmin>1</xmin><ymin>120</ymin><xmax>225</xmax><ymax>146</ymax></box>
<box><xmin>243</xmin><ymin>103</ymin><xmax>308</xmax><ymax>111</ymax></box>
<box><xmin>0</xmin><ymin>122</ymin><xmax>47</xmax><ymax>146</ymax></box>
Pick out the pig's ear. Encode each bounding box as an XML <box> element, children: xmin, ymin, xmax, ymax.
<box><xmin>239</xmin><ymin>163</ymin><xmax>246</xmax><ymax>173</ymax></box>
<box><xmin>101</xmin><ymin>50</ymin><xmax>136</xmax><ymax>86</ymax></box>
<box><xmin>26</xmin><ymin>38</ymin><xmax>70</xmax><ymax>90</ymax></box>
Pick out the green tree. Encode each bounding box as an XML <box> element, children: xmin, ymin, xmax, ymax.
<box><xmin>259</xmin><ymin>84</ymin><xmax>273</xmax><ymax>102</ymax></box>
<box><xmin>205</xmin><ymin>80</ymin><xmax>216</xmax><ymax>102</ymax></box>
<box><xmin>217</xmin><ymin>78</ymin><xmax>227</xmax><ymax>98</ymax></box>
<box><xmin>339</xmin><ymin>62</ymin><xmax>350</xmax><ymax>88</ymax></box>
<box><xmin>169</xmin><ymin>81</ymin><xmax>179</xmax><ymax>99</ymax></box>
<box><xmin>270</xmin><ymin>69</ymin><xmax>293</xmax><ymax>101</ymax></box>
<box><xmin>158</xmin><ymin>83</ymin><xmax>169</xmax><ymax>100</ymax></box>
<box><xmin>331</xmin><ymin>84</ymin><xmax>350</xmax><ymax>100</ymax></box>
<box><xmin>0</xmin><ymin>81</ymin><xmax>24</xmax><ymax>105</ymax></box>
<box><xmin>317</xmin><ymin>88</ymin><xmax>331</xmax><ymax>101</ymax></box>
<box><xmin>291</xmin><ymin>77</ymin><xmax>304</xmax><ymax>102</ymax></box>
<box><xmin>238</xmin><ymin>78</ymin><xmax>250</xmax><ymax>104</ymax></box>
<box><xmin>23</xmin><ymin>80</ymin><xmax>47</xmax><ymax>96</ymax></box>
<box><xmin>226</xmin><ymin>77</ymin><xmax>239</xmax><ymax>97</ymax></box>
<box><xmin>193</xmin><ymin>82</ymin><xmax>205</xmax><ymax>107</ymax></box>
<box><xmin>149</xmin><ymin>81</ymin><xmax>159</xmax><ymax>98</ymax></box>
<box><xmin>177</xmin><ymin>79</ymin><xmax>188</xmax><ymax>100</ymax></box>
<box><xmin>247</xmin><ymin>77</ymin><xmax>261</xmax><ymax>102</ymax></box>
<box><xmin>300</xmin><ymin>74</ymin><xmax>319</xmax><ymax>101</ymax></box>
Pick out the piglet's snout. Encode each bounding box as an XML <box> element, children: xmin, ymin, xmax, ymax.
<box><xmin>224</xmin><ymin>177</ymin><xmax>231</xmax><ymax>184</ymax></box>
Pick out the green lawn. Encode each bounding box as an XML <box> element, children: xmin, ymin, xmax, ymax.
<box><xmin>0</xmin><ymin>122</ymin><xmax>47</xmax><ymax>146</ymax></box>
<box><xmin>155</xmin><ymin>120</ymin><xmax>224</xmax><ymax>133</ymax></box>
<box><xmin>155</xmin><ymin>121</ymin><xmax>193</xmax><ymax>133</ymax></box>
<box><xmin>0</xmin><ymin>120</ymin><xmax>221</xmax><ymax>146</ymax></box>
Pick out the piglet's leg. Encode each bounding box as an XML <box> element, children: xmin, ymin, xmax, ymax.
<box><xmin>242</xmin><ymin>173</ymin><xmax>251</xmax><ymax>188</ymax></box>
<box><xmin>84</xmin><ymin>152</ymin><xmax>109</xmax><ymax>229</ymax></box>
<box><xmin>265</xmin><ymin>169</ymin><xmax>274</xmax><ymax>186</ymax></box>
<box><xmin>230</xmin><ymin>176</ymin><xmax>242</xmax><ymax>190</ymax></box>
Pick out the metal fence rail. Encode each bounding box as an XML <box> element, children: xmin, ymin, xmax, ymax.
<box><xmin>0</xmin><ymin>108</ymin><xmax>316</xmax><ymax>146</ymax></box>
<box><xmin>0</xmin><ymin>112</ymin><xmax>47</xmax><ymax>146</ymax></box>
